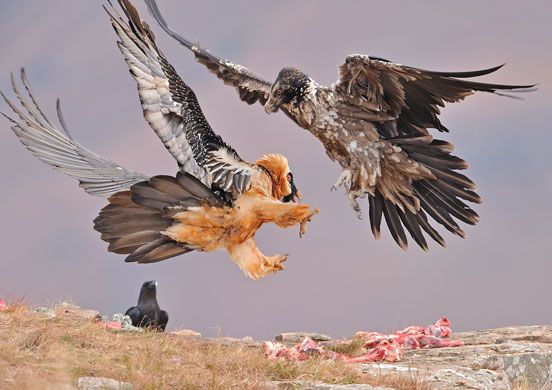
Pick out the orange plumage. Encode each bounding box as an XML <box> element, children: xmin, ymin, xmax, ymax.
<box><xmin>96</xmin><ymin>153</ymin><xmax>319</xmax><ymax>280</ymax></box>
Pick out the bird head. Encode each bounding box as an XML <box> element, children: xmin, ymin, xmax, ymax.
<box><xmin>139</xmin><ymin>280</ymin><xmax>158</xmax><ymax>299</ymax></box>
<box><xmin>265</xmin><ymin>67</ymin><xmax>311</xmax><ymax>114</ymax></box>
<box><xmin>255</xmin><ymin>153</ymin><xmax>293</xmax><ymax>200</ymax></box>
<box><xmin>282</xmin><ymin>172</ymin><xmax>302</xmax><ymax>203</ymax></box>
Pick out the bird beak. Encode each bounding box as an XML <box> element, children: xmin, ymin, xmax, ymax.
<box><xmin>264</xmin><ymin>96</ymin><xmax>280</xmax><ymax>114</ymax></box>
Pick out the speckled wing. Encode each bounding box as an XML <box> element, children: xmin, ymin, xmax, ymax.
<box><xmin>144</xmin><ymin>0</ymin><xmax>272</xmax><ymax>106</ymax></box>
<box><xmin>108</xmin><ymin>0</ymin><xmax>256</xmax><ymax>195</ymax></box>
<box><xmin>1</xmin><ymin>69</ymin><xmax>148</xmax><ymax>198</ymax></box>
<box><xmin>336</xmin><ymin>54</ymin><xmax>536</xmax><ymax>137</ymax></box>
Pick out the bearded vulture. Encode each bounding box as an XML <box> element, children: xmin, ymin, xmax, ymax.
<box><xmin>145</xmin><ymin>0</ymin><xmax>536</xmax><ymax>250</ymax></box>
<box><xmin>0</xmin><ymin>0</ymin><xmax>318</xmax><ymax>280</ymax></box>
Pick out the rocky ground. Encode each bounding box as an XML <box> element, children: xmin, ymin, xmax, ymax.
<box><xmin>272</xmin><ymin>326</ymin><xmax>552</xmax><ymax>390</ymax></box>
<box><xmin>1</xmin><ymin>301</ymin><xmax>550</xmax><ymax>389</ymax></box>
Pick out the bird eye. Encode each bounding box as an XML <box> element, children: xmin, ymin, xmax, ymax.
<box><xmin>274</xmin><ymin>88</ymin><xmax>283</xmax><ymax>96</ymax></box>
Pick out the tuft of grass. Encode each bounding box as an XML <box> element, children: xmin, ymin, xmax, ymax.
<box><xmin>324</xmin><ymin>338</ymin><xmax>365</xmax><ymax>356</ymax></box>
<box><xmin>0</xmin><ymin>301</ymin><xmax>431</xmax><ymax>389</ymax></box>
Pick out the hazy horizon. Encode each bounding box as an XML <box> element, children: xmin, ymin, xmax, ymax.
<box><xmin>1</xmin><ymin>0</ymin><xmax>551</xmax><ymax>339</ymax></box>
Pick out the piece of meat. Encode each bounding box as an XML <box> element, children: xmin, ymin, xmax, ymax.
<box><xmin>263</xmin><ymin>317</ymin><xmax>463</xmax><ymax>363</ymax></box>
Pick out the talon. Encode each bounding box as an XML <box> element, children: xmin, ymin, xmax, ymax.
<box><xmin>332</xmin><ymin>169</ymin><xmax>353</xmax><ymax>192</ymax></box>
<box><xmin>299</xmin><ymin>220</ymin><xmax>308</xmax><ymax>238</ymax></box>
<box><xmin>299</xmin><ymin>207</ymin><xmax>319</xmax><ymax>238</ymax></box>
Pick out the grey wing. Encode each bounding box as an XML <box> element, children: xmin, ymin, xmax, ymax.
<box><xmin>108</xmin><ymin>0</ymin><xmax>257</xmax><ymax>195</ymax></box>
<box><xmin>336</xmin><ymin>54</ymin><xmax>536</xmax><ymax>137</ymax></box>
<box><xmin>144</xmin><ymin>0</ymin><xmax>272</xmax><ymax>106</ymax></box>
<box><xmin>1</xmin><ymin>69</ymin><xmax>148</xmax><ymax>198</ymax></box>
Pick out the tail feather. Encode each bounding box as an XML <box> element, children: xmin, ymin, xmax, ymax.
<box><xmin>416</xmin><ymin>210</ymin><xmax>446</xmax><ymax>247</ymax></box>
<box><xmin>398</xmin><ymin>209</ymin><xmax>428</xmax><ymax>251</ymax></box>
<box><xmin>368</xmin><ymin>135</ymin><xmax>480</xmax><ymax>249</ymax></box>
<box><xmin>368</xmin><ymin>191</ymin><xmax>384</xmax><ymax>239</ymax></box>
<box><xmin>382</xmin><ymin>199</ymin><xmax>408</xmax><ymax>251</ymax></box>
<box><xmin>94</xmin><ymin>172</ymin><xmax>224</xmax><ymax>263</ymax></box>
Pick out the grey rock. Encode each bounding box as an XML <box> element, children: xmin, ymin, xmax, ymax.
<box><xmin>34</xmin><ymin>306</ymin><xmax>56</xmax><ymax>319</ymax></box>
<box><xmin>275</xmin><ymin>332</ymin><xmax>332</xmax><ymax>343</ymax></box>
<box><xmin>77</xmin><ymin>376</ymin><xmax>132</xmax><ymax>390</ymax></box>
<box><xmin>56</xmin><ymin>302</ymin><xmax>101</xmax><ymax>321</ymax></box>
<box><xmin>111</xmin><ymin>313</ymin><xmax>142</xmax><ymax>331</ymax></box>
<box><xmin>359</xmin><ymin>325</ymin><xmax>552</xmax><ymax>389</ymax></box>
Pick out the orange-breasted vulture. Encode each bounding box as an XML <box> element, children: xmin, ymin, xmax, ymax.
<box><xmin>145</xmin><ymin>0</ymin><xmax>536</xmax><ymax>251</ymax></box>
<box><xmin>0</xmin><ymin>0</ymin><xmax>318</xmax><ymax>280</ymax></box>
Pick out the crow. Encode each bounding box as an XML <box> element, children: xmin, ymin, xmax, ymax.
<box><xmin>125</xmin><ymin>280</ymin><xmax>168</xmax><ymax>331</ymax></box>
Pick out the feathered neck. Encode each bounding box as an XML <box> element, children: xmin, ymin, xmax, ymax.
<box><xmin>255</xmin><ymin>154</ymin><xmax>290</xmax><ymax>199</ymax></box>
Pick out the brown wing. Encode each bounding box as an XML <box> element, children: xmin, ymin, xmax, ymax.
<box><xmin>144</xmin><ymin>0</ymin><xmax>272</xmax><ymax>106</ymax></box>
<box><xmin>336</xmin><ymin>54</ymin><xmax>536</xmax><ymax>137</ymax></box>
<box><xmin>335</xmin><ymin>55</ymin><xmax>536</xmax><ymax>250</ymax></box>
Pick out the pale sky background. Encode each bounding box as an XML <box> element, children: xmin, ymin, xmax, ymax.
<box><xmin>0</xmin><ymin>1</ymin><xmax>551</xmax><ymax>339</ymax></box>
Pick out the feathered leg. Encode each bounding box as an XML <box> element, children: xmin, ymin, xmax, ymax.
<box><xmin>226</xmin><ymin>238</ymin><xmax>288</xmax><ymax>280</ymax></box>
<box><xmin>253</xmin><ymin>197</ymin><xmax>319</xmax><ymax>236</ymax></box>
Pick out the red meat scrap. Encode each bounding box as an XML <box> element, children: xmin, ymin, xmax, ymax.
<box><xmin>262</xmin><ymin>317</ymin><xmax>463</xmax><ymax>363</ymax></box>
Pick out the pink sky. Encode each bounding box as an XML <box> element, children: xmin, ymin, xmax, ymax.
<box><xmin>0</xmin><ymin>0</ymin><xmax>551</xmax><ymax>338</ymax></box>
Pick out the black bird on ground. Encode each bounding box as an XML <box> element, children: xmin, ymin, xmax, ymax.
<box><xmin>145</xmin><ymin>0</ymin><xmax>536</xmax><ymax>251</ymax></box>
<box><xmin>125</xmin><ymin>280</ymin><xmax>168</xmax><ymax>331</ymax></box>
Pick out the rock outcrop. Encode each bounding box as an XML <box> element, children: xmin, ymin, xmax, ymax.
<box><xmin>279</xmin><ymin>325</ymin><xmax>552</xmax><ymax>389</ymax></box>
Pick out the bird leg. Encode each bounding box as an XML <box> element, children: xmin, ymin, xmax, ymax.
<box><xmin>331</xmin><ymin>168</ymin><xmax>366</xmax><ymax>219</ymax></box>
<box><xmin>226</xmin><ymin>237</ymin><xmax>288</xmax><ymax>280</ymax></box>
<box><xmin>299</xmin><ymin>207</ymin><xmax>320</xmax><ymax>237</ymax></box>
<box><xmin>254</xmin><ymin>197</ymin><xmax>319</xmax><ymax>233</ymax></box>
<box><xmin>331</xmin><ymin>169</ymin><xmax>353</xmax><ymax>192</ymax></box>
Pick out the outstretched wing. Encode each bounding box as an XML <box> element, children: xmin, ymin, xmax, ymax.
<box><xmin>107</xmin><ymin>0</ymin><xmax>257</xmax><ymax>194</ymax></box>
<box><xmin>144</xmin><ymin>0</ymin><xmax>272</xmax><ymax>106</ymax></box>
<box><xmin>336</xmin><ymin>55</ymin><xmax>535</xmax><ymax>250</ymax></box>
<box><xmin>336</xmin><ymin>55</ymin><xmax>536</xmax><ymax>137</ymax></box>
<box><xmin>1</xmin><ymin>69</ymin><xmax>148</xmax><ymax>198</ymax></box>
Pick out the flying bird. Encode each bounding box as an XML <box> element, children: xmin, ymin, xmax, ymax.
<box><xmin>0</xmin><ymin>0</ymin><xmax>318</xmax><ymax>280</ymax></box>
<box><xmin>125</xmin><ymin>280</ymin><xmax>168</xmax><ymax>331</ymax></box>
<box><xmin>145</xmin><ymin>0</ymin><xmax>536</xmax><ymax>250</ymax></box>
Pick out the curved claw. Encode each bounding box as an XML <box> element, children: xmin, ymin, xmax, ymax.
<box><xmin>299</xmin><ymin>207</ymin><xmax>320</xmax><ymax>237</ymax></box>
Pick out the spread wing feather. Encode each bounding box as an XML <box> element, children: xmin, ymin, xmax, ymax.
<box><xmin>336</xmin><ymin>55</ymin><xmax>536</xmax><ymax>137</ymax></box>
<box><xmin>144</xmin><ymin>0</ymin><xmax>272</xmax><ymax>106</ymax></box>
<box><xmin>1</xmin><ymin>69</ymin><xmax>148</xmax><ymax>198</ymax></box>
<box><xmin>107</xmin><ymin>0</ymin><xmax>257</xmax><ymax>195</ymax></box>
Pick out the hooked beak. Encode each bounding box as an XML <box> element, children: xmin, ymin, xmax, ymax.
<box><xmin>264</xmin><ymin>96</ymin><xmax>281</xmax><ymax>114</ymax></box>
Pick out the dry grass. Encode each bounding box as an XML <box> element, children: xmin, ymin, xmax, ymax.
<box><xmin>0</xmin><ymin>302</ymin><xmax>430</xmax><ymax>389</ymax></box>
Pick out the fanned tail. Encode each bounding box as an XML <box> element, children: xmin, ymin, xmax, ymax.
<box><xmin>94</xmin><ymin>172</ymin><xmax>225</xmax><ymax>263</ymax></box>
<box><xmin>368</xmin><ymin>135</ymin><xmax>480</xmax><ymax>250</ymax></box>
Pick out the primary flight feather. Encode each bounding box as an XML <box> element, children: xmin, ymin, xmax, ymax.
<box><xmin>145</xmin><ymin>0</ymin><xmax>536</xmax><ymax>250</ymax></box>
